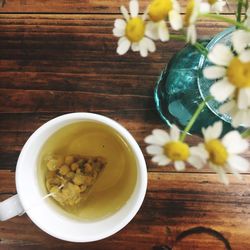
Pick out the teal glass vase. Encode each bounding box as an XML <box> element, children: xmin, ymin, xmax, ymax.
<box><xmin>154</xmin><ymin>27</ymin><xmax>241</xmax><ymax>136</ymax></box>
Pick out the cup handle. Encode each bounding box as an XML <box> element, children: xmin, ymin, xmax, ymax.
<box><xmin>0</xmin><ymin>194</ymin><xmax>25</xmax><ymax>221</ymax></box>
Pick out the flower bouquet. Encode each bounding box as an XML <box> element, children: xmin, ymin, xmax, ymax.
<box><xmin>113</xmin><ymin>0</ymin><xmax>250</xmax><ymax>184</ymax></box>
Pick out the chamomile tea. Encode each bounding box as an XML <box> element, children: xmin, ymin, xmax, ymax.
<box><xmin>38</xmin><ymin>121</ymin><xmax>137</xmax><ymax>221</ymax></box>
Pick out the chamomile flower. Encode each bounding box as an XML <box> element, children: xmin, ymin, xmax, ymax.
<box><xmin>207</xmin><ymin>0</ymin><xmax>226</xmax><ymax>14</ymax></box>
<box><xmin>145</xmin><ymin>125</ymin><xmax>208</xmax><ymax>171</ymax></box>
<box><xmin>113</xmin><ymin>0</ymin><xmax>156</xmax><ymax>57</ymax></box>
<box><xmin>145</xmin><ymin>0</ymin><xmax>183</xmax><ymax>42</ymax></box>
<box><xmin>200</xmin><ymin>121</ymin><xmax>249</xmax><ymax>185</ymax></box>
<box><xmin>184</xmin><ymin>0</ymin><xmax>210</xmax><ymax>44</ymax></box>
<box><xmin>203</xmin><ymin>30</ymin><xmax>250</xmax><ymax>127</ymax></box>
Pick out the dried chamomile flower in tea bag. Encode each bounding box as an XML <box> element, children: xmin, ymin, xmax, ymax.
<box><xmin>45</xmin><ymin>154</ymin><xmax>107</xmax><ymax>207</ymax></box>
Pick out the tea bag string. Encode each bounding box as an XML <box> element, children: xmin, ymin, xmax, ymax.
<box><xmin>24</xmin><ymin>184</ymin><xmax>64</xmax><ymax>213</ymax></box>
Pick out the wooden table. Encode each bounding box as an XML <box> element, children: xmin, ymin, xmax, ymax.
<box><xmin>0</xmin><ymin>1</ymin><xmax>249</xmax><ymax>249</ymax></box>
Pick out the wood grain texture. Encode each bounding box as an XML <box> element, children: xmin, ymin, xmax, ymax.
<box><xmin>0</xmin><ymin>1</ymin><xmax>249</xmax><ymax>249</ymax></box>
<box><xmin>1</xmin><ymin>171</ymin><xmax>250</xmax><ymax>249</ymax></box>
<box><xmin>0</xmin><ymin>0</ymin><xmax>237</xmax><ymax>14</ymax></box>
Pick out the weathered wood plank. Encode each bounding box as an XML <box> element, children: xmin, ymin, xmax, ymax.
<box><xmin>0</xmin><ymin>89</ymin><xmax>154</xmax><ymax>113</ymax></box>
<box><xmin>0</xmin><ymin>72</ymin><xmax>158</xmax><ymax>96</ymax></box>
<box><xmin>0</xmin><ymin>0</ymin><xmax>237</xmax><ymax>14</ymax></box>
<box><xmin>0</xmin><ymin>15</ymin><xmax>235</xmax><ymax>97</ymax></box>
<box><xmin>0</xmin><ymin>171</ymin><xmax>250</xmax><ymax>249</ymax></box>
<box><xmin>0</xmin><ymin>170</ymin><xmax>15</xmax><ymax>193</ymax></box>
<box><xmin>0</xmin><ymin>111</ymin><xmax>249</xmax><ymax>172</ymax></box>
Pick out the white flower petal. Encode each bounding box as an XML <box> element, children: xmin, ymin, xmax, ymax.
<box><xmin>145</xmin><ymin>21</ymin><xmax>159</xmax><ymax>40</ymax></box>
<box><xmin>208</xmin><ymin>44</ymin><xmax>234</xmax><ymax>66</ymax></box>
<box><xmin>129</xmin><ymin>0</ymin><xmax>139</xmax><ymax>18</ymax></box>
<box><xmin>231</xmin><ymin>109</ymin><xmax>250</xmax><ymax>128</ymax></box>
<box><xmin>188</xmin><ymin>155</ymin><xmax>206</xmax><ymax>169</ymax></box>
<box><xmin>113</xmin><ymin>27</ymin><xmax>125</xmax><ymax>37</ymax></box>
<box><xmin>230</xmin><ymin>167</ymin><xmax>243</xmax><ymax>181</ymax></box>
<box><xmin>158</xmin><ymin>21</ymin><xmax>170</xmax><ymax>42</ymax></box>
<box><xmin>170</xmin><ymin>125</ymin><xmax>180</xmax><ymax>141</ymax></box>
<box><xmin>146</xmin><ymin>145</ymin><xmax>164</xmax><ymax>155</ymax></box>
<box><xmin>202</xmin><ymin>121</ymin><xmax>222</xmax><ymax>141</ymax></box>
<box><xmin>219</xmin><ymin>100</ymin><xmax>236</xmax><ymax>114</ymax></box>
<box><xmin>190</xmin><ymin>144</ymin><xmax>209</xmax><ymax>160</ymax></box>
<box><xmin>231</xmin><ymin>111</ymin><xmax>244</xmax><ymax>128</ymax></box>
<box><xmin>245</xmin><ymin>8</ymin><xmax>250</xmax><ymax>28</ymax></box>
<box><xmin>139</xmin><ymin>38</ymin><xmax>149</xmax><ymax>57</ymax></box>
<box><xmin>211</xmin><ymin>1</ymin><xmax>226</xmax><ymax>13</ymax></box>
<box><xmin>159</xmin><ymin>156</ymin><xmax>171</xmax><ymax>166</ymax></box>
<box><xmin>245</xmin><ymin>88</ymin><xmax>250</xmax><ymax>100</ymax></box>
<box><xmin>120</xmin><ymin>6</ymin><xmax>130</xmax><ymax>21</ymax></box>
<box><xmin>173</xmin><ymin>0</ymin><xmax>181</xmax><ymax>12</ymax></box>
<box><xmin>145</xmin><ymin>129</ymin><xmax>169</xmax><ymax>146</ymax></box>
<box><xmin>228</xmin><ymin>155</ymin><xmax>250</xmax><ymax>172</ymax></box>
<box><xmin>169</xmin><ymin>10</ymin><xmax>183</xmax><ymax>30</ymax></box>
<box><xmin>152</xmin><ymin>129</ymin><xmax>170</xmax><ymax>143</ymax></box>
<box><xmin>189</xmin><ymin>1</ymin><xmax>199</xmax><ymax>24</ymax></box>
<box><xmin>118</xmin><ymin>37</ymin><xmax>127</xmax><ymax>46</ymax></box>
<box><xmin>174</xmin><ymin>161</ymin><xmax>186</xmax><ymax>171</ymax></box>
<box><xmin>232</xmin><ymin>30</ymin><xmax>250</xmax><ymax>54</ymax></box>
<box><xmin>158</xmin><ymin>159</ymin><xmax>170</xmax><ymax>166</ymax></box>
<box><xmin>152</xmin><ymin>155</ymin><xmax>163</xmax><ymax>163</ymax></box>
<box><xmin>114</xmin><ymin>19</ymin><xmax>126</xmax><ymax>29</ymax></box>
<box><xmin>203</xmin><ymin>66</ymin><xmax>226</xmax><ymax>79</ymax></box>
<box><xmin>222</xmin><ymin>131</ymin><xmax>248</xmax><ymax>154</ymax></box>
<box><xmin>117</xmin><ymin>39</ymin><xmax>131</xmax><ymax>55</ymax></box>
<box><xmin>139</xmin><ymin>47</ymin><xmax>148</xmax><ymax>57</ymax></box>
<box><xmin>238</xmin><ymin>88</ymin><xmax>250</xmax><ymax>109</ymax></box>
<box><xmin>202</xmin><ymin>127</ymin><xmax>211</xmax><ymax>141</ymax></box>
<box><xmin>210</xmin><ymin>78</ymin><xmax>236</xmax><ymax>102</ymax></box>
<box><xmin>131</xmin><ymin>42</ymin><xmax>140</xmax><ymax>52</ymax></box>
<box><xmin>211</xmin><ymin>121</ymin><xmax>223</xmax><ymax>139</ymax></box>
<box><xmin>239</xmin><ymin>50</ymin><xmax>250</xmax><ymax>63</ymax></box>
<box><xmin>210</xmin><ymin>163</ymin><xmax>229</xmax><ymax>185</ymax></box>
<box><xmin>186</xmin><ymin>25</ymin><xmax>197</xmax><ymax>45</ymax></box>
<box><xmin>216</xmin><ymin>166</ymin><xmax>229</xmax><ymax>185</ymax></box>
<box><xmin>152</xmin><ymin>155</ymin><xmax>170</xmax><ymax>166</ymax></box>
<box><xmin>145</xmin><ymin>135</ymin><xmax>163</xmax><ymax>145</ymax></box>
<box><xmin>200</xmin><ymin>2</ymin><xmax>210</xmax><ymax>14</ymax></box>
<box><xmin>144</xmin><ymin>37</ymin><xmax>156</xmax><ymax>52</ymax></box>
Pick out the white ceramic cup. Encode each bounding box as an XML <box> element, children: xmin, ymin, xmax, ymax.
<box><xmin>0</xmin><ymin>113</ymin><xmax>147</xmax><ymax>242</ymax></box>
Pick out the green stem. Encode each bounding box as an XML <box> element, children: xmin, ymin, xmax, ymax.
<box><xmin>193</xmin><ymin>43</ymin><xmax>208</xmax><ymax>56</ymax></box>
<box><xmin>180</xmin><ymin>96</ymin><xmax>213</xmax><ymax>142</ymax></box>
<box><xmin>241</xmin><ymin>128</ymin><xmax>250</xmax><ymax>138</ymax></box>
<box><xmin>237</xmin><ymin>0</ymin><xmax>243</xmax><ymax>22</ymax></box>
<box><xmin>169</xmin><ymin>34</ymin><xmax>187</xmax><ymax>41</ymax></box>
<box><xmin>170</xmin><ymin>34</ymin><xmax>208</xmax><ymax>56</ymax></box>
<box><xmin>201</xmin><ymin>13</ymin><xmax>250</xmax><ymax>31</ymax></box>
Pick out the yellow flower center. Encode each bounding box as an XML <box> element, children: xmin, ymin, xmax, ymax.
<box><xmin>208</xmin><ymin>0</ymin><xmax>217</xmax><ymax>4</ymax></box>
<box><xmin>125</xmin><ymin>17</ymin><xmax>145</xmax><ymax>42</ymax></box>
<box><xmin>227</xmin><ymin>57</ymin><xmax>250</xmax><ymax>88</ymax></box>
<box><xmin>164</xmin><ymin>141</ymin><xmax>190</xmax><ymax>161</ymax></box>
<box><xmin>205</xmin><ymin>139</ymin><xmax>228</xmax><ymax>166</ymax></box>
<box><xmin>148</xmin><ymin>0</ymin><xmax>173</xmax><ymax>22</ymax></box>
<box><xmin>184</xmin><ymin>0</ymin><xmax>195</xmax><ymax>26</ymax></box>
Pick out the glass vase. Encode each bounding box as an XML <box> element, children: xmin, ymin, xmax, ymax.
<box><xmin>154</xmin><ymin>27</ymin><xmax>242</xmax><ymax>136</ymax></box>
